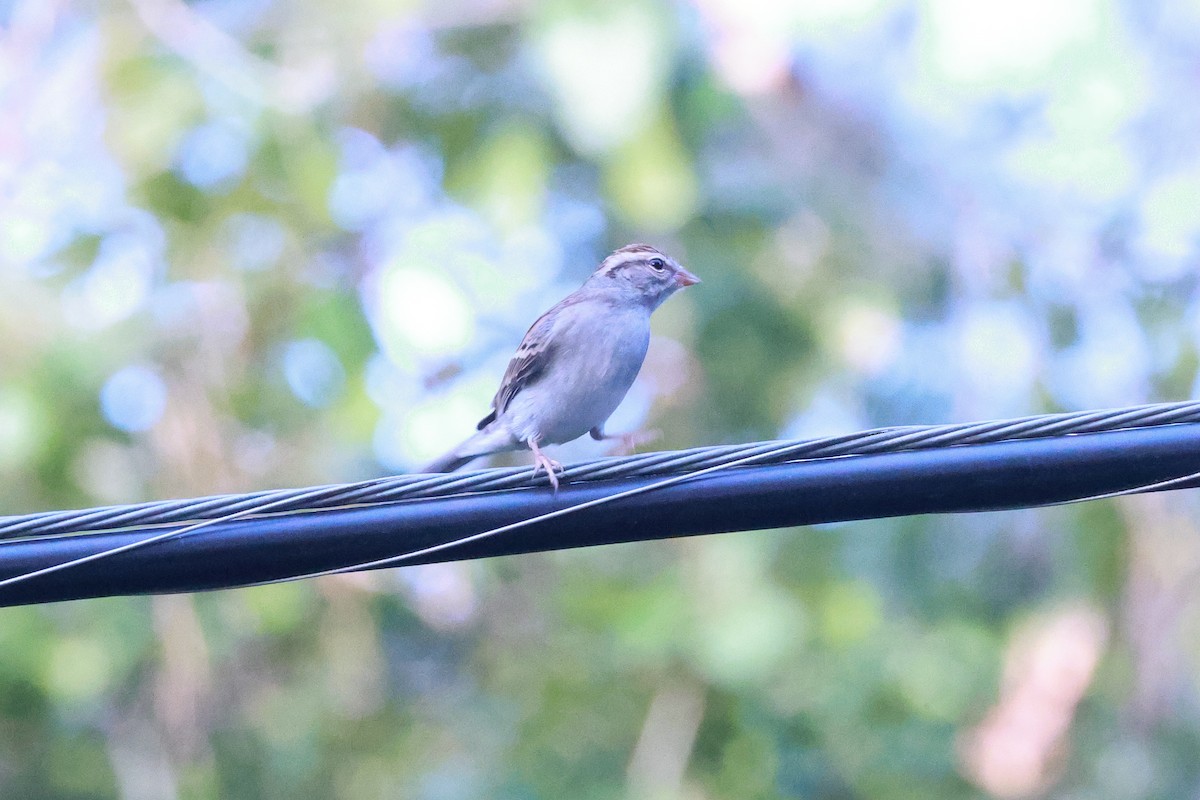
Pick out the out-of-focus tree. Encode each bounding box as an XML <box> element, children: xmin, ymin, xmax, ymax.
<box><xmin>3</xmin><ymin>0</ymin><xmax>1200</xmax><ymax>797</ymax></box>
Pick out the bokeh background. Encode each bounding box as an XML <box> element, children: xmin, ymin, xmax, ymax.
<box><xmin>4</xmin><ymin>0</ymin><xmax>1200</xmax><ymax>797</ymax></box>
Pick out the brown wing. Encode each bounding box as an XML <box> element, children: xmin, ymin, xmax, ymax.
<box><xmin>475</xmin><ymin>302</ymin><xmax>564</xmax><ymax>430</ymax></box>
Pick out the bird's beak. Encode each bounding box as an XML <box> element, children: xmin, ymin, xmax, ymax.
<box><xmin>675</xmin><ymin>267</ymin><xmax>701</xmax><ymax>287</ymax></box>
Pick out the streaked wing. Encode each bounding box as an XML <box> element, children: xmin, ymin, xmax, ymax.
<box><xmin>475</xmin><ymin>301</ymin><xmax>566</xmax><ymax>430</ymax></box>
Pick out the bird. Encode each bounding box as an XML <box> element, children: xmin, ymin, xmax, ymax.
<box><xmin>422</xmin><ymin>243</ymin><xmax>700</xmax><ymax>489</ymax></box>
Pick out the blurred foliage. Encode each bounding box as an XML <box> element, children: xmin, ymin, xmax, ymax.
<box><xmin>4</xmin><ymin>0</ymin><xmax>1200</xmax><ymax>797</ymax></box>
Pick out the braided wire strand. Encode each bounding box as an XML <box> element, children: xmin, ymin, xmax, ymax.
<box><xmin>4</xmin><ymin>400</ymin><xmax>1200</xmax><ymax>540</ymax></box>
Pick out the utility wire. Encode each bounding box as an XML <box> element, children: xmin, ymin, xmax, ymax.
<box><xmin>253</xmin><ymin>440</ymin><xmax>805</xmax><ymax>587</ymax></box>
<box><xmin>1</xmin><ymin>408</ymin><xmax>1198</xmax><ymax>605</ymax></box>
<box><xmin>262</xmin><ymin>426</ymin><xmax>1200</xmax><ymax>589</ymax></box>
<box><xmin>0</xmin><ymin>478</ymin><xmax>398</xmax><ymax>590</ymax></box>
<box><xmin>5</xmin><ymin>400</ymin><xmax>1200</xmax><ymax>540</ymax></box>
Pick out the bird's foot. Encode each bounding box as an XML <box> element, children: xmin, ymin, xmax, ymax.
<box><xmin>591</xmin><ymin>427</ymin><xmax>661</xmax><ymax>455</ymax></box>
<box><xmin>532</xmin><ymin>453</ymin><xmax>564</xmax><ymax>490</ymax></box>
<box><xmin>618</xmin><ymin>429</ymin><xmax>660</xmax><ymax>454</ymax></box>
<box><xmin>528</xmin><ymin>438</ymin><xmax>564</xmax><ymax>490</ymax></box>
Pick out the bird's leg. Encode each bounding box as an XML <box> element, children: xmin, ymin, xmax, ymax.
<box><xmin>589</xmin><ymin>426</ymin><xmax>661</xmax><ymax>455</ymax></box>
<box><xmin>527</xmin><ymin>437</ymin><xmax>564</xmax><ymax>490</ymax></box>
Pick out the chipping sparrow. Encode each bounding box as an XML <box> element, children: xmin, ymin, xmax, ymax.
<box><xmin>423</xmin><ymin>243</ymin><xmax>700</xmax><ymax>488</ymax></box>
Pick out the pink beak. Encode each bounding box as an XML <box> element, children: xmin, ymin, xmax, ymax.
<box><xmin>675</xmin><ymin>267</ymin><xmax>701</xmax><ymax>287</ymax></box>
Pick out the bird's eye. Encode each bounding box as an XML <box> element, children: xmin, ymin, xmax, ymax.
<box><xmin>649</xmin><ymin>258</ymin><xmax>666</xmax><ymax>271</ymax></box>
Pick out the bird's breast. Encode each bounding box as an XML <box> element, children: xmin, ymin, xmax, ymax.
<box><xmin>506</xmin><ymin>304</ymin><xmax>651</xmax><ymax>444</ymax></box>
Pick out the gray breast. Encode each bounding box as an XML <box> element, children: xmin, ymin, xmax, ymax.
<box><xmin>513</xmin><ymin>305</ymin><xmax>651</xmax><ymax>444</ymax></box>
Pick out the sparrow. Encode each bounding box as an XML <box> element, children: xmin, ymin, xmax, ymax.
<box><xmin>423</xmin><ymin>244</ymin><xmax>700</xmax><ymax>488</ymax></box>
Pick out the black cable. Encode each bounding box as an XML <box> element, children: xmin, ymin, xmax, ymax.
<box><xmin>0</xmin><ymin>403</ymin><xmax>1198</xmax><ymax>606</ymax></box>
<box><xmin>4</xmin><ymin>400</ymin><xmax>1200</xmax><ymax>540</ymax></box>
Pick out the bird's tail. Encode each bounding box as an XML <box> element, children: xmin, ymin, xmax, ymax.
<box><xmin>422</xmin><ymin>450</ymin><xmax>482</xmax><ymax>474</ymax></box>
<box><xmin>420</xmin><ymin>424</ymin><xmax>519</xmax><ymax>474</ymax></box>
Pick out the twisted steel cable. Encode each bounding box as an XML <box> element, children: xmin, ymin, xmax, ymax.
<box><xmin>4</xmin><ymin>400</ymin><xmax>1200</xmax><ymax>540</ymax></box>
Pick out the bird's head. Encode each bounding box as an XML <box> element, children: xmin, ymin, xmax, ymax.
<box><xmin>587</xmin><ymin>243</ymin><xmax>700</xmax><ymax>310</ymax></box>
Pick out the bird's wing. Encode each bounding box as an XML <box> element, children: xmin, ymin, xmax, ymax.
<box><xmin>476</xmin><ymin>295</ymin><xmax>580</xmax><ymax>430</ymax></box>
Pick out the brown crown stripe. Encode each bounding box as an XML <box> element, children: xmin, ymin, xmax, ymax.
<box><xmin>598</xmin><ymin>245</ymin><xmax>665</xmax><ymax>275</ymax></box>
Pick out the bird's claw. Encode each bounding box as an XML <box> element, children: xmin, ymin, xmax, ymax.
<box><xmin>532</xmin><ymin>452</ymin><xmax>564</xmax><ymax>490</ymax></box>
<box><xmin>611</xmin><ymin>429</ymin><xmax>661</xmax><ymax>455</ymax></box>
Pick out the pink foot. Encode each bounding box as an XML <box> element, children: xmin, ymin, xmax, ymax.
<box><xmin>591</xmin><ymin>427</ymin><xmax>661</xmax><ymax>455</ymax></box>
<box><xmin>527</xmin><ymin>438</ymin><xmax>564</xmax><ymax>490</ymax></box>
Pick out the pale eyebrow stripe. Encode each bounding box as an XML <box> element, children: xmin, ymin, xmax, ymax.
<box><xmin>600</xmin><ymin>251</ymin><xmax>658</xmax><ymax>275</ymax></box>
